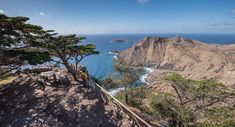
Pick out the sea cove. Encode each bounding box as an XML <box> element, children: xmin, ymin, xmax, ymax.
<box><xmin>80</xmin><ymin>34</ymin><xmax>235</xmax><ymax>78</ymax></box>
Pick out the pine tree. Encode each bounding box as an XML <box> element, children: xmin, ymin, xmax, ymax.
<box><xmin>33</xmin><ymin>32</ymin><xmax>99</xmax><ymax>80</ymax></box>
<box><xmin>0</xmin><ymin>14</ymin><xmax>51</xmax><ymax>77</ymax></box>
<box><xmin>0</xmin><ymin>14</ymin><xmax>98</xmax><ymax>81</ymax></box>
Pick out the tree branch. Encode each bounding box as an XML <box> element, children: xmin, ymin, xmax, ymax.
<box><xmin>172</xmin><ymin>84</ymin><xmax>184</xmax><ymax>105</ymax></box>
<box><xmin>0</xmin><ymin>65</ymin><xmax>21</xmax><ymax>76</ymax></box>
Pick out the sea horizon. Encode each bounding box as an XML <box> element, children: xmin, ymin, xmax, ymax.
<box><xmin>79</xmin><ymin>33</ymin><xmax>235</xmax><ymax>35</ymax></box>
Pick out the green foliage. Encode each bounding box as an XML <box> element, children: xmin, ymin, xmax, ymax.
<box><xmin>33</xmin><ymin>33</ymin><xmax>99</xmax><ymax>80</ymax></box>
<box><xmin>149</xmin><ymin>73</ymin><xmax>235</xmax><ymax>127</ymax></box>
<box><xmin>99</xmin><ymin>78</ymin><xmax>120</xmax><ymax>89</ymax></box>
<box><xmin>115</xmin><ymin>86</ymin><xmax>149</xmax><ymax>108</ymax></box>
<box><xmin>0</xmin><ymin>14</ymin><xmax>43</xmax><ymax>47</ymax></box>
<box><xmin>129</xmin><ymin>86</ymin><xmax>149</xmax><ymax>99</ymax></box>
<box><xmin>16</xmin><ymin>50</ymin><xmax>51</xmax><ymax>65</ymax></box>
<box><xmin>114</xmin><ymin>63</ymin><xmax>142</xmax><ymax>86</ymax></box>
<box><xmin>39</xmin><ymin>34</ymin><xmax>99</xmax><ymax>60</ymax></box>
<box><xmin>115</xmin><ymin>90</ymin><xmax>126</xmax><ymax>103</ymax></box>
<box><xmin>164</xmin><ymin>73</ymin><xmax>234</xmax><ymax>106</ymax></box>
<box><xmin>98</xmin><ymin>63</ymin><xmax>145</xmax><ymax>91</ymax></box>
<box><xmin>128</xmin><ymin>87</ymin><xmax>149</xmax><ymax>107</ymax></box>
<box><xmin>0</xmin><ymin>14</ymin><xmax>51</xmax><ymax>77</ymax></box>
<box><xmin>203</xmin><ymin>106</ymin><xmax>235</xmax><ymax>126</ymax></box>
<box><xmin>0</xmin><ymin>14</ymin><xmax>99</xmax><ymax>80</ymax></box>
<box><xmin>113</xmin><ymin>63</ymin><xmax>143</xmax><ymax>104</ymax></box>
<box><xmin>198</xmin><ymin>120</ymin><xmax>235</xmax><ymax>127</ymax></box>
<box><xmin>151</xmin><ymin>92</ymin><xmax>196</xmax><ymax>126</ymax></box>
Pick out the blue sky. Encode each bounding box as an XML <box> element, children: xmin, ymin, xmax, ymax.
<box><xmin>0</xmin><ymin>0</ymin><xmax>235</xmax><ymax>34</ymax></box>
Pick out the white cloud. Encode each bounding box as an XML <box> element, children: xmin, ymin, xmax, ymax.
<box><xmin>39</xmin><ymin>12</ymin><xmax>45</xmax><ymax>16</ymax></box>
<box><xmin>0</xmin><ymin>10</ymin><xmax>5</xmax><ymax>14</ymax></box>
<box><xmin>138</xmin><ymin>0</ymin><xmax>151</xmax><ymax>4</ymax></box>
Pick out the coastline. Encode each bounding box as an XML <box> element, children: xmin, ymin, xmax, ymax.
<box><xmin>140</xmin><ymin>67</ymin><xmax>154</xmax><ymax>85</ymax></box>
<box><xmin>107</xmin><ymin>51</ymin><xmax>154</xmax><ymax>96</ymax></box>
<box><xmin>108</xmin><ymin>87</ymin><xmax>125</xmax><ymax>96</ymax></box>
<box><xmin>108</xmin><ymin>51</ymin><xmax>118</xmax><ymax>60</ymax></box>
<box><xmin>107</xmin><ymin>66</ymin><xmax>154</xmax><ymax>96</ymax></box>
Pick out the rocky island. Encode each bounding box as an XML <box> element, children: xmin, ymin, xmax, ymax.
<box><xmin>111</xmin><ymin>39</ymin><xmax>129</xmax><ymax>43</ymax></box>
<box><xmin>118</xmin><ymin>36</ymin><xmax>235</xmax><ymax>87</ymax></box>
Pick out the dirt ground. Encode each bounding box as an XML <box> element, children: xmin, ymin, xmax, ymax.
<box><xmin>0</xmin><ymin>77</ymin><xmax>129</xmax><ymax>127</ymax></box>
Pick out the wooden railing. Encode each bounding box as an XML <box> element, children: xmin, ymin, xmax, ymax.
<box><xmin>89</xmin><ymin>79</ymin><xmax>158</xmax><ymax>127</ymax></box>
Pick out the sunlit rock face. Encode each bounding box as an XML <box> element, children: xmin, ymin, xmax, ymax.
<box><xmin>118</xmin><ymin>36</ymin><xmax>235</xmax><ymax>87</ymax></box>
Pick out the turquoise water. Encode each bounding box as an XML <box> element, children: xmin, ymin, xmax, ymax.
<box><xmin>79</xmin><ymin>34</ymin><xmax>235</xmax><ymax>78</ymax></box>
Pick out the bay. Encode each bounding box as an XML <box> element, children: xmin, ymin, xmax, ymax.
<box><xmin>79</xmin><ymin>33</ymin><xmax>235</xmax><ymax>78</ymax></box>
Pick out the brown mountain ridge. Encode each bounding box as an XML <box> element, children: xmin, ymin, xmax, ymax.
<box><xmin>118</xmin><ymin>36</ymin><xmax>235</xmax><ymax>87</ymax></box>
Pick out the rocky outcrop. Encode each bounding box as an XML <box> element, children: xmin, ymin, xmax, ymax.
<box><xmin>118</xmin><ymin>36</ymin><xmax>235</xmax><ymax>86</ymax></box>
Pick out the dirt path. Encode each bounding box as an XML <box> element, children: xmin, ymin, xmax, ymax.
<box><xmin>0</xmin><ymin>78</ymin><xmax>128</xmax><ymax>127</ymax></box>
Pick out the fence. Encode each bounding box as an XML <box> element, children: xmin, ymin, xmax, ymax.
<box><xmin>89</xmin><ymin>79</ymin><xmax>158</xmax><ymax>127</ymax></box>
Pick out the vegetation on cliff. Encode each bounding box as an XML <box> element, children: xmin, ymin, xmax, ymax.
<box><xmin>98</xmin><ymin>63</ymin><xmax>145</xmax><ymax>103</ymax></box>
<box><xmin>114</xmin><ymin>73</ymin><xmax>235</xmax><ymax>127</ymax></box>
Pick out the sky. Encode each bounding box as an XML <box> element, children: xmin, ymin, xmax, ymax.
<box><xmin>0</xmin><ymin>0</ymin><xmax>235</xmax><ymax>34</ymax></box>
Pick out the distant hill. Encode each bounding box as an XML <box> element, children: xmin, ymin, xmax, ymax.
<box><xmin>118</xmin><ymin>36</ymin><xmax>235</xmax><ymax>87</ymax></box>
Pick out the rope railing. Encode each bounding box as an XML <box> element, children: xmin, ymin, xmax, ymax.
<box><xmin>89</xmin><ymin>79</ymin><xmax>157</xmax><ymax>127</ymax></box>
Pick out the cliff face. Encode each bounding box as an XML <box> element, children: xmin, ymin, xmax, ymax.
<box><xmin>118</xmin><ymin>36</ymin><xmax>235</xmax><ymax>86</ymax></box>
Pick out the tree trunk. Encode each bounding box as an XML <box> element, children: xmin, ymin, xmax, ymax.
<box><xmin>61</xmin><ymin>59</ymin><xmax>78</xmax><ymax>81</ymax></box>
<box><xmin>125</xmin><ymin>85</ymin><xmax>128</xmax><ymax>104</ymax></box>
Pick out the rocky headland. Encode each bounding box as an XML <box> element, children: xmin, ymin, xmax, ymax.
<box><xmin>118</xmin><ymin>36</ymin><xmax>235</xmax><ymax>87</ymax></box>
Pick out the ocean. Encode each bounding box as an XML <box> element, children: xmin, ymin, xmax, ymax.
<box><xmin>79</xmin><ymin>34</ymin><xmax>235</xmax><ymax>78</ymax></box>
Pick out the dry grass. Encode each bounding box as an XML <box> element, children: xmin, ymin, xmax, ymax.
<box><xmin>0</xmin><ymin>76</ymin><xmax>16</xmax><ymax>85</ymax></box>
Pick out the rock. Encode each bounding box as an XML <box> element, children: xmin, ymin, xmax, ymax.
<box><xmin>111</xmin><ymin>50</ymin><xmax>119</xmax><ymax>54</ymax></box>
<box><xmin>118</xmin><ymin>36</ymin><xmax>235</xmax><ymax>86</ymax></box>
<box><xmin>111</xmin><ymin>39</ymin><xmax>128</xmax><ymax>43</ymax></box>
